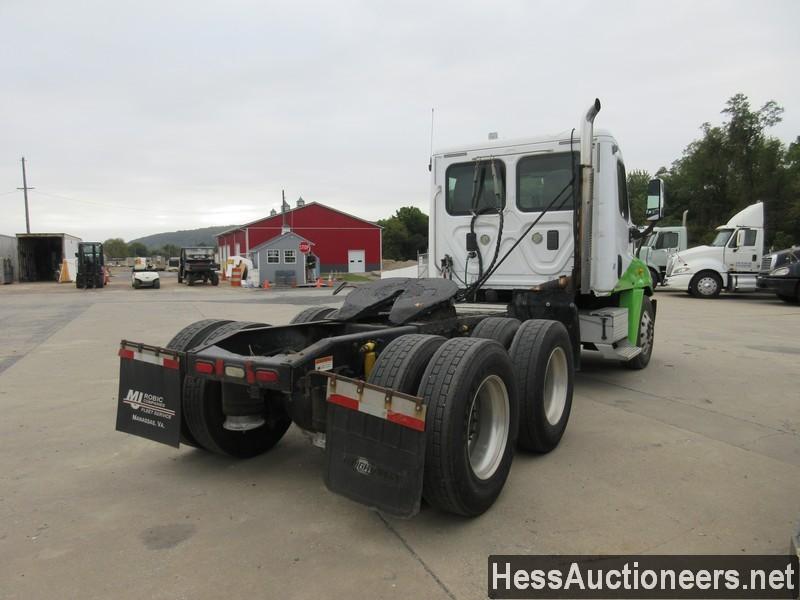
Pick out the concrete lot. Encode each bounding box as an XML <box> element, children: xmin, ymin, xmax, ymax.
<box><xmin>0</xmin><ymin>277</ymin><xmax>798</xmax><ymax>599</ymax></box>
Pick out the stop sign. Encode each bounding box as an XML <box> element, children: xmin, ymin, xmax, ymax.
<box><xmin>299</xmin><ymin>241</ymin><xmax>311</xmax><ymax>254</ymax></box>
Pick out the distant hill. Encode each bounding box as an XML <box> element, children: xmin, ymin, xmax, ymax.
<box><xmin>130</xmin><ymin>225</ymin><xmax>238</xmax><ymax>250</ymax></box>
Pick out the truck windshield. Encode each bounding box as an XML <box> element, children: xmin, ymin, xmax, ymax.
<box><xmin>710</xmin><ymin>229</ymin><xmax>733</xmax><ymax>247</ymax></box>
<box><xmin>185</xmin><ymin>248</ymin><xmax>213</xmax><ymax>258</ymax></box>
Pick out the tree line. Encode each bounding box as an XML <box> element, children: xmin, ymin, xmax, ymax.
<box><xmin>380</xmin><ymin>93</ymin><xmax>798</xmax><ymax>261</ymax></box>
<box><xmin>630</xmin><ymin>93</ymin><xmax>798</xmax><ymax>249</ymax></box>
<box><xmin>102</xmin><ymin>238</ymin><xmax>182</xmax><ymax>259</ymax></box>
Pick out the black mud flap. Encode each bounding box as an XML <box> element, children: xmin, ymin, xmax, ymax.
<box><xmin>321</xmin><ymin>374</ymin><xmax>427</xmax><ymax>519</ymax></box>
<box><xmin>115</xmin><ymin>342</ymin><xmax>183</xmax><ymax>448</ymax></box>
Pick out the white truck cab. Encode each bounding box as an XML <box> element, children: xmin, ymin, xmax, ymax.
<box><xmin>429</xmin><ymin>128</ymin><xmax>637</xmax><ymax>296</ymax></box>
<box><xmin>637</xmin><ymin>220</ymin><xmax>688</xmax><ymax>286</ymax></box>
<box><xmin>664</xmin><ymin>202</ymin><xmax>764</xmax><ymax>297</ymax></box>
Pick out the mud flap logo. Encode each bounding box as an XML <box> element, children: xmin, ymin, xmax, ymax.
<box><xmin>353</xmin><ymin>457</ymin><xmax>373</xmax><ymax>476</ymax></box>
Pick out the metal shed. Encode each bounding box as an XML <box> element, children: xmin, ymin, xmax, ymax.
<box><xmin>0</xmin><ymin>234</ymin><xmax>18</xmax><ymax>283</ymax></box>
<box><xmin>251</xmin><ymin>232</ymin><xmax>320</xmax><ymax>287</ymax></box>
<box><xmin>16</xmin><ymin>233</ymin><xmax>82</xmax><ymax>282</ymax></box>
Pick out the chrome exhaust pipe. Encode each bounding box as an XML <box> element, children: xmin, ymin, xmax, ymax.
<box><xmin>578</xmin><ymin>98</ymin><xmax>601</xmax><ymax>294</ymax></box>
<box><xmin>580</xmin><ymin>98</ymin><xmax>601</xmax><ymax>167</ymax></box>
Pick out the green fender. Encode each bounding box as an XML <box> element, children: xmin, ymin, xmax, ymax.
<box><xmin>613</xmin><ymin>258</ymin><xmax>653</xmax><ymax>344</ymax></box>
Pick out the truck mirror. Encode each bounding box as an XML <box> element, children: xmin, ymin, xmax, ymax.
<box><xmin>735</xmin><ymin>229</ymin><xmax>746</xmax><ymax>247</ymax></box>
<box><xmin>645</xmin><ymin>178</ymin><xmax>665</xmax><ymax>222</ymax></box>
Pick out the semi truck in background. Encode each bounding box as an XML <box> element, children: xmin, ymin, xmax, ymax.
<box><xmin>664</xmin><ymin>202</ymin><xmax>764</xmax><ymax>298</ymax></box>
<box><xmin>636</xmin><ymin>211</ymin><xmax>689</xmax><ymax>287</ymax></box>
<box><xmin>115</xmin><ymin>99</ymin><xmax>665</xmax><ymax>518</ymax></box>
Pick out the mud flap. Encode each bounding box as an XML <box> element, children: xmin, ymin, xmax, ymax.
<box><xmin>115</xmin><ymin>342</ymin><xmax>183</xmax><ymax>448</ymax></box>
<box><xmin>321</xmin><ymin>374</ymin><xmax>427</xmax><ymax>518</ymax></box>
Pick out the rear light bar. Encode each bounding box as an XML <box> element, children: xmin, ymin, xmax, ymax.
<box><xmin>194</xmin><ymin>361</ymin><xmax>214</xmax><ymax>374</ymax></box>
<box><xmin>255</xmin><ymin>369</ymin><xmax>279</xmax><ymax>383</ymax></box>
<box><xmin>193</xmin><ymin>360</ymin><xmax>279</xmax><ymax>384</ymax></box>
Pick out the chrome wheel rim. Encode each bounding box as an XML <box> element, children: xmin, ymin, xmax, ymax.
<box><xmin>697</xmin><ymin>276</ymin><xmax>718</xmax><ymax>296</ymax></box>
<box><xmin>543</xmin><ymin>347</ymin><xmax>568</xmax><ymax>425</ymax></box>
<box><xmin>639</xmin><ymin>309</ymin><xmax>654</xmax><ymax>356</ymax></box>
<box><xmin>466</xmin><ymin>375</ymin><xmax>510</xmax><ymax>480</ymax></box>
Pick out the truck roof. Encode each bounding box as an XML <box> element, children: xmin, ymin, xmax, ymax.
<box><xmin>432</xmin><ymin>128</ymin><xmax>617</xmax><ymax>157</ymax></box>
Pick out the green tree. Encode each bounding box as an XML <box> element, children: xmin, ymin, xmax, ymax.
<box><xmin>103</xmin><ymin>238</ymin><xmax>128</xmax><ymax>258</ymax></box>
<box><xmin>657</xmin><ymin>94</ymin><xmax>797</xmax><ymax>246</ymax></box>
<box><xmin>626</xmin><ymin>169</ymin><xmax>651</xmax><ymax>222</ymax></box>
<box><xmin>127</xmin><ymin>242</ymin><xmax>149</xmax><ymax>257</ymax></box>
<box><xmin>378</xmin><ymin>206</ymin><xmax>429</xmax><ymax>261</ymax></box>
<box><xmin>154</xmin><ymin>243</ymin><xmax>180</xmax><ymax>257</ymax></box>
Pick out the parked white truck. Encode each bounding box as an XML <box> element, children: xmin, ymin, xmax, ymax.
<box><xmin>664</xmin><ymin>202</ymin><xmax>764</xmax><ymax>298</ymax></box>
<box><xmin>636</xmin><ymin>213</ymin><xmax>688</xmax><ymax>287</ymax></box>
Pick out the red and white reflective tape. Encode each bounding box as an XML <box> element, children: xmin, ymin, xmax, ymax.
<box><xmin>325</xmin><ymin>376</ymin><xmax>426</xmax><ymax>432</ymax></box>
<box><xmin>118</xmin><ymin>347</ymin><xmax>180</xmax><ymax>370</ymax></box>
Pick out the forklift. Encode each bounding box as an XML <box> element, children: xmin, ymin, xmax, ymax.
<box><xmin>75</xmin><ymin>242</ymin><xmax>106</xmax><ymax>289</ymax></box>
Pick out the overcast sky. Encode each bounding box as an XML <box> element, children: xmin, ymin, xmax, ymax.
<box><xmin>1</xmin><ymin>0</ymin><xmax>798</xmax><ymax>241</ymax></box>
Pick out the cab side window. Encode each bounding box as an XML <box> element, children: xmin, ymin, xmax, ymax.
<box><xmin>729</xmin><ymin>229</ymin><xmax>757</xmax><ymax>248</ymax></box>
<box><xmin>617</xmin><ymin>161</ymin><xmax>629</xmax><ymax>219</ymax></box>
<box><xmin>655</xmin><ymin>231</ymin><xmax>679</xmax><ymax>250</ymax></box>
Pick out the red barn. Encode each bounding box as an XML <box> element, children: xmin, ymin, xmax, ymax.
<box><xmin>216</xmin><ymin>201</ymin><xmax>382</xmax><ymax>275</ymax></box>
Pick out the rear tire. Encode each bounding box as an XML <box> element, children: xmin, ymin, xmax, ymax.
<box><xmin>689</xmin><ymin>270</ymin><xmax>722</xmax><ymax>298</ymax></box>
<box><xmin>153</xmin><ymin>279</ymin><xmax>160</xmax><ymax>289</ymax></box>
<box><xmin>470</xmin><ymin>317</ymin><xmax>521</xmax><ymax>349</ymax></box>
<box><xmin>509</xmin><ymin>320</ymin><xmax>574</xmax><ymax>453</ymax></box>
<box><xmin>133</xmin><ymin>279</ymin><xmax>141</xmax><ymax>289</ymax></box>
<box><xmin>418</xmin><ymin>337</ymin><xmax>518</xmax><ymax>517</ymax></box>
<box><xmin>368</xmin><ymin>334</ymin><xmax>446</xmax><ymax>394</ymax></box>
<box><xmin>183</xmin><ymin>378</ymin><xmax>291</xmax><ymax>458</ymax></box>
<box><xmin>625</xmin><ymin>296</ymin><xmax>655</xmax><ymax>370</ymax></box>
<box><xmin>211</xmin><ymin>272</ymin><xmax>219</xmax><ymax>286</ymax></box>
<box><xmin>195</xmin><ymin>320</ymin><xmax>270</xmax><ymax>348</ymax></box>
<box><xmin>289</xmin><ymin>306</ymin><xmax>336</xmax><ymax>324</ymax></box>
<box><xmin>166</xmin><ymin>319</ymin><xmax>234</xmax><ymax>447</ymax></box>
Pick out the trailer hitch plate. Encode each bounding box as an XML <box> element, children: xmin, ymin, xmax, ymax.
<box><xmin>318</xmin><ymin>373</ymin><xmax>427</xmax><ymax>518</ymax></box>
<box><xmin>115</xmin><ymin>341</ymin><xmax>183</xmax><ymax>448</ymax></box>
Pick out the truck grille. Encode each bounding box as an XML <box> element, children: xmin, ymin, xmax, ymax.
<box><xmin>760</xmin><ymin>255</ymin><xmax>774</xmax><ymax>273</ymax></box>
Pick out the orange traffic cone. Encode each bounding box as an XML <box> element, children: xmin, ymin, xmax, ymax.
<box><xmin>262</xmin><ymin>279</ymin><xmax>271</xmax><ymax>289</ymax></box>
<box><xmin>315</xmin><ymin>277</ymin><xmax>322</xmax><ymax>288</ymax></box>
<box><xmin>327</xmin><ymin>273</ymin><xmax>333</xmax><ymax>287</ymax></box>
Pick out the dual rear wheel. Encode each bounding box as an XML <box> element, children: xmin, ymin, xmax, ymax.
<box><xmin>369</xmin><ymin>319</ymin><xmax>574</xmax><ymax>517</ymax></box>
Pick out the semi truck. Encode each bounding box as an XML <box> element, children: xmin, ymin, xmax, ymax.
<box><xmin>664</xmin><ymin>202</ymin><xmax>764</xmax><ymax>298</ymax></box>
<box><xmin>636</xmin><ymin>211</ymin><xmax>688</xmax><ymax>287</ymax></box>
<box><xmin>115</xmin><ymin>99</ymin><xmax>662</xmax><ymax>518</ymax></box>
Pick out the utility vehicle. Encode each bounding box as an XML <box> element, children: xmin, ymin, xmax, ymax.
<box><xmin>178</xmin><ymin>247</ymin><xmax>220</xmax><ymax>286</ymax></box>
<box><xmin>116</xmin><ymin>99</ymin><xmax>662</xmax><ymax>518</ymax></box>
<box><xmin>636</xmin><ymin>211</ymin><xmax>688</xmax><ymax>287</ymax></box>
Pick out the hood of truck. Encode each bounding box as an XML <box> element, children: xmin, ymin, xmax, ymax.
<box><xmin>673</xmin><ymin>245</ymin><xmax>721</xmax><ymax>264</ymax></box>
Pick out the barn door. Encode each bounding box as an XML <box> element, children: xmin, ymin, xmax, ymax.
<box><xmin>348</xmin><ymin>250</ymin><xmax>365</xmax><ymax>273</ymax></box>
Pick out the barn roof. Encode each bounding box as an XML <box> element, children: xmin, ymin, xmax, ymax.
<box><xmin>217</xmin><ymin>201</ymin><xmax>382</xmax><ymax>237</ymax></box>
<box><xmin>249</xmin><ymin>231</ymin><xmax>314</xmax><ymax>253</ymax></box>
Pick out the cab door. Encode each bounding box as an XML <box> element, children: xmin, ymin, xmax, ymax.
<box><xmin>725</xmin><ymin>228</ymin><xmax>759</xmax><ymax>272</ymax></box>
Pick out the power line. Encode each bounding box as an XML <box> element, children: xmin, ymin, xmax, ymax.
<box><xmin>32</xmin><ymin>190</ymin><xmax>188</xmax><ymax>215</ymax></box>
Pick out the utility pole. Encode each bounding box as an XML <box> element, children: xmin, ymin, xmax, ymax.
<box><xmin>17</xmin><ymin>157</ymin><xmax>34</xmax><ymax>233</ymax></box>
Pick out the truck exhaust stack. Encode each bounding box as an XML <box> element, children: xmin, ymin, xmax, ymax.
<box><xmin>579</xmin><ymin>98</ymin><xmax>601</xmax><ymax>293</ymax></box>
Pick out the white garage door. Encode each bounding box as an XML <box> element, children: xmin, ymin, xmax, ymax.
<box><xmin>348</xmin><ymin>249</ymin><xmax>365</xmax><ymax>273</ymax></box>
